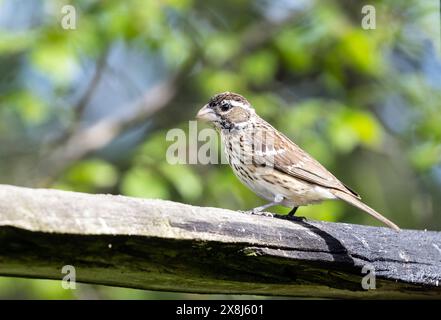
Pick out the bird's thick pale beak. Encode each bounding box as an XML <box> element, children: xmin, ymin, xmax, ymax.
<box><xmin>196</xmin><ymin>104</ymin><xmax>217</xmax><ymax>122</ymax></box>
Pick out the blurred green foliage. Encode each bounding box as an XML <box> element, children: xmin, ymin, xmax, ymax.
<box><xmin>0</xmin><ymin>0</ymin><xmax>440</xmax><ymax>299</ymax></box>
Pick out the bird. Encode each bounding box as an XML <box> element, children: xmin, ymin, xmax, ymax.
<box><xmin>196</xmin><ymin>92</ymin><xmax>400</xmax><ymax>231</ymax></box>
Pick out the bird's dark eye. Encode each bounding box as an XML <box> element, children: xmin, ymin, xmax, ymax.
<box><xmin>220</xmin><ymin>103</ymin><xmax>231</xmax><ymax>112</ymax></box>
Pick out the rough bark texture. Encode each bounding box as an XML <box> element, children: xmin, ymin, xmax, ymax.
<box><xmin>0</xmin><ymin>184</ymin><xmax>440</xmax><ymax>299</ymax></box>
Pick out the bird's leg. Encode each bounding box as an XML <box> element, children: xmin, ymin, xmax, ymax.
<box><xmin>286</xmin><ymin>206</ymin><xmax>307</xmax><ymax>221</ymax></box>
<box><xmin>243</xmin><ymin>195</ymin><xmax>284</xmax><ymax>217</ymax></box>
<box><xmin>288</xmin><ymin>206</ymin><xmax>298</xmax><ymax>216</ymax></box>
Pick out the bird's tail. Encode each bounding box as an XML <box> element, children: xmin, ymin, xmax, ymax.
<box><xmin>331</xmin><ymin>189</ymin><xmax>400</xmax><ymax>231</ymax></box>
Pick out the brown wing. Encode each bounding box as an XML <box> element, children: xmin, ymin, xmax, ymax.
<box><xmin>251</xmin><ymin>121</ymin><xmax>360</xmax><ymax>199</ymax></box>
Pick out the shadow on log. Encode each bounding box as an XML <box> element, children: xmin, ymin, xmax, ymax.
<box><xmin>0</xmin><ymin>184</ymin><xmax>440</xmax><ymax>299</ymax></box>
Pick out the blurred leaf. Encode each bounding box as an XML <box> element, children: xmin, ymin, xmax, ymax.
<box><xmin>205</xmin><ymin>34</ymin><xmax>240</xmax><ymax>65</ymax></box>
<box><xmin>164</xmin><ymin>0</ymin><xmax>193</xmax><ymax>10</ymax></box>
<box><xmin>337</xmin><ymin>30</ymin><xmax>383</xmax><ymax>75</ymax></box>
<box><xmin>250</xmin><ymin>93</ymin><xmax>283</xmax><ymax>119</ymax></box>
<box><xmin>136</xmin><ymin>131</ymin><xmax>170</xmax><ymax>164</ymax></box>
<box><xmin>294</xmin><ymin>201</ymin><xmax>345</xmax><ymax>222</ymax></box>
<box><xmin>418</xmin><ymin>111</ymin><xmax>441</xmax><ymax>141</ymax></box>
<box><xmin>328</xmin><ymin>109</ymin><xmax>383</xmax><ymax>153</ymax></box>
<box><xmin>6</xmin><ymin>90</ymin><xmax>48</xmax><ymax>124</ymax></box>
<box><xmin>159</xmin><ymin>164</ymin><xmax>202</xmax><ymax>201</ymax></box>
<box><xmin>198</xmin><ymin>70</ymin><xmax>246</xmax><ymax>96</ymax></box>
<box><xmin>162</xmin><ymin>32</ymin><xmax>192</xmax><ymax>68</ymax></box>
<box><xmin>0</xmin><ymin>278</ymin><xmax>75</xmax><ymax>299</ymax></box>
<box><xmin>314</xmin><ymin>2</ymin><xmax>348</xmax><ymax>35</ymax></box>
<box><xmin>205</xmin><ymin>167</ymin><xmax>255</xmax><ymax>210</ymax></box>
<box><xmin>279</xmin><ymin>100</ymin><xmax>335</xmax><ymax>166</ymax></box>
<box><xmin>100</xmin><ymin>0</ymin><xmax>165</xmax><ymax>40</ymax></box>
<box><xmin>409</xmin><ymin>142</ymin><xmax>441</xmax><ymax>171</ymax></box>
<box><xmin>121</xmin><ymin>167</ymin><xmax>170</xmax><ymax>199</ymax></box>
<box><xmin>240</xmin><ymin>50</ymin><xmax>277</xmax><ymax>86</ymax></box>
<box><xmin>275</xmin><ymin>28</ymin><xmax>313</xmax><ymax>72</ymax></box>
<box><xmin>299</xmin><ymin>132</ymin><xmax>334</xmax><ymax>167</ymax></box>
<box><xmin>30</xmin><ymin>39</ymin><xmax>79</xmax><ymax>84</ymax></box>
<box><xmin>280</xmin><ymin>100</ymin><xmax>326</xmax><ymax>135</ymax></box>
<box><xmin>0</xmin><ymin>30</ymin><xmax>36</xmax><ymax>54</ymax></box>
<box><xmin>60</xmin><ymin>159</ymin><xmax>118</xmax><ymax>191</ymax></box>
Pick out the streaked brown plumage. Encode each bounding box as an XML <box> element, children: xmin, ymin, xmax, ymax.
<box><xmin>196</xmin><ymin>92</ymin><xmax>400</xmax><ymax>231</ymax></box>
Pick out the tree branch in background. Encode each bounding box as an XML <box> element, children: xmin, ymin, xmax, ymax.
<box><xmin>48</xmin><ymin>49</ymin><xmax>109</xmax><ymax>148</ymax></box>
<box><xmin>71</xmin><ymin>49</ymin><xmax>110</xmax><ymax>128</ymax></box>
<box><xmin>37</xmin><ymin>52</ymin><xmax>198</xmax><ymax>187</ymax></box>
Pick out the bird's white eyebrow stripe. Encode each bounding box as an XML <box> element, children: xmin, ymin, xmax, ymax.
<box><xmin>225</xmin><ymin>99</ymin><xmax>250</xmax><ymax>109</ymax></box>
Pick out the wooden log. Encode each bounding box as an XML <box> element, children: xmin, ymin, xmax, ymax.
<box><xmin>0</xmin><ymin>184</ymin><xmax>440</xmax><ymax>299</ymax></box>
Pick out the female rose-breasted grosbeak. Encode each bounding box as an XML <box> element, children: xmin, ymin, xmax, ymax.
<box><xmin>196</xmin><ymin>92</ymin><xmax>400</xmax><ymax>231</ymax></box>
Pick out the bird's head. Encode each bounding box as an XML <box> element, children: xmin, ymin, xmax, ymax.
<box><xmin>196</xmin><ymin>92</ymin><xmax>255</xmax><ymax>130</ymax></box>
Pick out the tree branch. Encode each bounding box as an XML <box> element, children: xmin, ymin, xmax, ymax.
<box><xmin>47</xmin><ymin>48</ymin><xmax>109</xmax><ymax>149</ymax></box>
<box><xmin>37</xmin><ymin>53</ymin><xmax>198</xmax><ymax>187</ymax></box>
<box><xmin>0</xmin><ymin>184</ymin><xmax>440</xmax><ymax>298</ymax></box>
